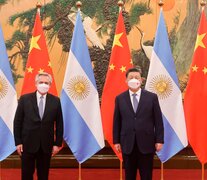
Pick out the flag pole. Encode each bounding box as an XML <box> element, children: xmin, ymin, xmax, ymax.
<box><xmin>76</xmin><ymin>1</ymin><xmax>82</xmax><ymax>12</ymax></box>
<box><xmin>157</xmin><ymin>0</ymin><xmax>164</xmax><ymax>28</ymax></box>
<box><xmin>118</xmin><ymin>1</ymin><xmax>124</xmax><ymax>179</ymax></box>
<box><xmin>0</xmin><ymin>161</ymin><xmax>2</xmax><ymax>180</ymax></box>
<box><xmin>36</xmin><ymin>1</ymin><xmax>42</xmax><ymax>15</ymax></box>
<box><xmin>161</xmin><ymin>162</ymin><xmax>164</xmax><ymax>180</ymax></box>
<box><xmin>116</xmin><ymin>1</ymin><xmax>125</xmax><ymax>179</ymax></box>
<box><xmin>157</xmin><ymin>2</ymin><xmax>164</xmax><ymax>180</ymax></box>
<box><xmin>118</xmin><ymin>0</ymin><xmax>124</xmax><ymax>13</ymax></box>
<box><xmin>79</xmin><ymin>163</ymin><xmax>82</xmax><ymax>180</ymax></box>
<box><xmin>200</xmin><ymin>1</ymin><xmax>206</xmax><ymax>180</ymax></box>
<box><xmin>201</xmin><ymin>163</ymin><xmax>204</xmax><ymax>180</ymax></box>
<box><xmin>200</xmin><ymin>0</ymin><xmax>206</xmax><ymax>11</ymax></box>
<box><xmin>120</xmin><ymin>160</ymin><xmax>123</xmax><ymax>180</ymax></box>
<box><xmin>77</xmin><ymin>1</ymin><xmax>82</xmax><ymax>180</ymax></box>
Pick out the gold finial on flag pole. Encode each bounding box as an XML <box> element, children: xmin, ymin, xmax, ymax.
<box><xmin>158</xmin><ymin>0</ymin><xmax>164</xmax><ymax>11</ymax></box>
<box><xmin>76</xmin><ymin>1</ymin><xmax>82</xmax><ymax>11</ymax></box>
<box><xmin>158</xmin><ymin>0</ymin><xmax>164</xmax><ymax>7</ymax></box>
<box><xmin>200</xmin><ymin>0</ymin><xmax>206</xmax><ymax>7</ymax></box>
<box><xmin>36</xmin><ymin>1</ymin><xmax>42</xmax><ymax>15</ymax></box>
<box><xmin>118</xmin><ymin>0</ymin><xmax>124</xmax><ymax>12</ymax></box>
<box><xmin>200</xmin><ymin>0</ymin><xmax>206</xmax><ymax>11</ymax></box>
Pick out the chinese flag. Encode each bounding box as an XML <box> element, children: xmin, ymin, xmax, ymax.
<box><xmin>101</xmin><ymin>12</ymin><xmax>132</xmax><ymax>160</ymax></box>
<box><xmin>21</xmin><ymin>12</ymin><xmax>57</xmax><ymax>95</ymax></box>
<box><xmin>184</xmin><ymin>10</ymin><xmax>207</xmax><ymax>164</ymax></box>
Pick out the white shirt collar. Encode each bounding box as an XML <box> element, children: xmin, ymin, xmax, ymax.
<box><xmin>129</xmin><ymin>88</ymin><xmax>141</xmax><ymax>97</ymax></box>
<box><xmin>36</xmin><ymin>91</ymin><xmax>47</xmax><ymax>99</ymax></box>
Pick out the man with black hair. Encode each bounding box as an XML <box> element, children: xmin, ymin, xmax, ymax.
<box><xmin>113</xmin><ymin>67</ymin><xmax>164</xmax><ymax>180</ymax></box>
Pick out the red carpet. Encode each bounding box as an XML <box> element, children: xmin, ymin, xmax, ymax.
<box><xmin>0</xmin><ymin>168</ymin><xmax>206</xmax><ymax>180</ymax></box>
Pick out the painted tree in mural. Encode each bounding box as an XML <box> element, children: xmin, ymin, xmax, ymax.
<box><xmin>0</xmin><ymin>0</ymin><xmax>6</xmax><ymax>5</ymax></box>
<box><xmin>173</xmin><ymin>0</ymin><xmax>200</xmax><ymax>75</ymax></box>
<box><xmin>5</xmin><ymin>0</ymin><xmax>152</xmax><ymax>95</ymax></box>
<box><xmin>172</xmin><ymin>0</ymin><xmax>201</xmax><ymax>92</ymax></box>
<box><xmin>3</xmin><ymin>0</ymin><xmax>201</xmax><ymax>93</ymax></box>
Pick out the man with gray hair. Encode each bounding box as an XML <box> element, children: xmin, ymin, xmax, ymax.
<box><xmin>14</xmin><ymin>72</ymin><xmax>63</xmax><ymax>180</ymax></box>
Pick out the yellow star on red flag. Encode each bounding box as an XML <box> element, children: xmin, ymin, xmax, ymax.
<box><xmin>27</xmin><ymin>66</ymin><xmax>34</xmax><ymax>73</ymax></box>
<box><xmin>192</xmin><ymin>65</ymin><xmax>198</xmax><ymax>72</ymax></box>
<box><xmin>184</xmin><ymin>11</ymin><xmax>207</xmax><ymax>163</ymax></box>
<box><xmin>202</xmin><ymin>67</ymin><xmax>207</xmax><ymax>74</ymax></box>
<box><xmin>194</xmin><ymin>33</ymin><xmax>206</xmax><ymax>51</ymax></box>
<box><xmin>112</xmin><ymin>33</ymin><xmax>123</xmax><ymax>48</ymax></box>
<box><xmin>48</xmin><ymin>61</ymin><xmax>52</xmax><ymax>67</ymax></box>
<box><xmin>21</xmin><ymin>13</ymin><xmax>57</xmax><ymax>96</ymax></box>
<box><xmin>120</xmin><ymin>66</ymin><xmax>126</xmax><ymax>73</ymax></box>
<box><xmin>29</xmin><ymin>35</ymin><xmax>41</xmax><ymax>53</ymax></box>
<box><xmin>101</xmin><ymin>12</ymin><xmax>132</xmax><ymax>161</ymax></box>
<box><xmin>38</xmin><ymin>68</ymin><xmax>44</xmax><ymax>73</ymax></box>
<box><xmin>109</xmin><ymin>64</ymin><xmax>115</xmax><ymax>70</ymax></box>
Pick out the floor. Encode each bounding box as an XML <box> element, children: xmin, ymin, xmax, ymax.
<box><xmin>0</xmin><ymin>168</ymin><xmax>206</xmax><ymax>180</ymax></box>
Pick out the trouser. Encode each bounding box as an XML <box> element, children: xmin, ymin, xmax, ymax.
<box><xmin>123</xmin><ymin>141</ymin><xmax>154</xmax><ymax>180</ymax></box>
<box><xmin>21</xmin><ymin>147</ymin><xmax>51</xmax><ymax>180</ymax></box>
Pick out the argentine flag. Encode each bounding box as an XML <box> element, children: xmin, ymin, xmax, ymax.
<box><xmin>0</xmin><ymin>26</ymin><xmax>17</xmax><ymax>161</ymax></box>
<box><xmin>145</xmin><ymin>10</ymin><xmax>188</xmax><ymax>162</ymax></box>
<box><xmin>60</xmin><ymin>12</ymin><xmax>105</xmax><ymax>163</ymax></box>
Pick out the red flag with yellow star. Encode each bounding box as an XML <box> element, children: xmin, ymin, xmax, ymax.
<box><xmin>184</xmin><ymin>10</ymin><xmax>207</xmax><ymax>163</ymax></box>
<box><xmin>21</xmin><ymin>12</ymin><xmax>57</xmax><ymax>95</ymax></box>
<box><xmin>101</xmin><ymin>12</ymin><xmax>132</xmax><ymax>160</ymax></box>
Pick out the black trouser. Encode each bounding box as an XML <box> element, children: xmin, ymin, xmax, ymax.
<box><xmin>21</xmin><ymin>147</ymin><xmax>51</xmax><ymax>180</ymax></box>
<box><xmin>123</xmin><ymin>141</ymin><xmax>154</xmax><ymax>180</ymax></box>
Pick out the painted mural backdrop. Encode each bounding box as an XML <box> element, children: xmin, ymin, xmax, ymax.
<box><xmin>0</xmin><ymin>0</ymin><xmax>201</xmax><ymax>97</ymax></box>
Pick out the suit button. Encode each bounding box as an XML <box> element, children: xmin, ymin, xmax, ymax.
<box><xmin>134</xmin><ymin>117</ymin><xmax>136</xmax><ymax>120</ymax></box>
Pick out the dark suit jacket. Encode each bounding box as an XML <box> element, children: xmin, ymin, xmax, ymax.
<box><xmin>14</xmin><ymin>92</ymin><xmax>63</xmax><ymax>154</ymax></box>
<box><xmin>113</xmin><ymin>89</ymin><xmax>164</xmax><ymax>154</ymax></box>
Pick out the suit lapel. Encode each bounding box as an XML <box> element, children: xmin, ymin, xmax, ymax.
<box><xmin>124</xmin><ymin>91</ymin><xmax>135</xmax><ymax>114</ymax></box>
<box><xmin>136</xmin><ymin>89</ymin><xmax>145</xmax><ymax>114</ymax></box>
<box><xmin>31</xmin><ymin>92</ymin><xmax>53</xmax><ymax>120</ymax></box>
<box><xmin>31</xmin><ymin>92</ymin><xmax>40</xmax><ymax>117</ymax></box>
<box><xmin>42</xmin><ymin>94</ymin><xmax>52</xmax><ymax>119</ymax></box>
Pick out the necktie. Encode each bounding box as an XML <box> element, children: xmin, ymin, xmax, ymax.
<box><xmin>132</xmin><ymin>94</ymin><xmax>138</xmax><ymax>113</ymax></box>
<box><xmin>39</xmin><ymin>96</ymin><xmax>44</xmax><ymax>119</ymax></box>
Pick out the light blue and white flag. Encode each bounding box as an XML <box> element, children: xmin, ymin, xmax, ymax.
<box><xmin>145</xmin><ymin>10</ymin><xmax>188</xmax><ymax>162</ymax></box>
<box><xmin>0</xmin><ymin>25</ymin><xmax>17</xmax><ymax>161</ymax></box>
<box><xmin>60</xmin><ymin>12</ymin><xmax>105</xmax><ymax>163</ymax></box>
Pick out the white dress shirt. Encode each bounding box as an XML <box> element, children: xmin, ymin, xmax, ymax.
<box><xmin>36</xmin><ymin>91</ymin><xmax>47</xmax><ymax>115</ymax></box>
<box><xmin>129</xmin><ymin>88</ymin><xmax>141</xmax><ymax>109</ymax></box>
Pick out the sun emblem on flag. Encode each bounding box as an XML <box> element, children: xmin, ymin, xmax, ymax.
<box><xmin>148</xmin><ymin>75</ymin><xmax>173</xmax><ymax>100</ymax></box>
<box><xmin>67</xmin><ymin>76</ymin><xmax>90</xmax><ymax>101</ymax></box>
<box><xmin>0</xmin><ymin>76</ymin><xmax>9</xmax><ymax>100</ymax></box>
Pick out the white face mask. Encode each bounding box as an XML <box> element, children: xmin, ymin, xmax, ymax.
<box><xmin>128</xmin><ymin>79</ymin><xmax>141</xmax><ymax>89</ymax></box>
<box><xmin>37</xmin><ymin>83</ymin><xmax>50</xmax><ymax>94</ymax></box>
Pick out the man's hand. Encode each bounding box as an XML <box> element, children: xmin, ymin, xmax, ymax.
<box><xmin>114</xmin><ymin>144</ymin><xmax>122</xmax><ymax>153</ymax></box>
<box><xmin>52</xmin><ymin>146</ymin><xmax>60</xmax><ymax>157</ymax></box>
<box><xmin>155</xmin><ymin>143</ymin><xmax>163</xmax><ymax>152</ymax></box>
<box><xmin>16</xmin><ymin>144</ymin><xmax>23</xmax><ymax>156</ymax></box>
